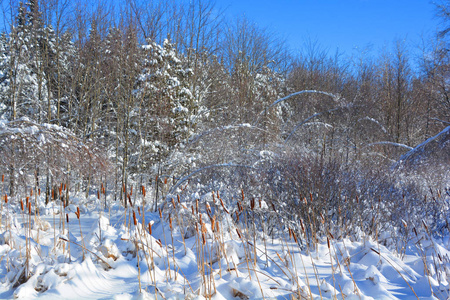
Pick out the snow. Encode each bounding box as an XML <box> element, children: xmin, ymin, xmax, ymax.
<box><xmin>0</xmin><ymin>191</ymin><xmax>449</xmax><ymax>299</ymax></box>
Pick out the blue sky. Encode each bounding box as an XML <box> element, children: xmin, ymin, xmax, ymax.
<box><xmin>217</xmin><ymin>0</ymin><xmax>440</xmax><ymax>58</ymax></box>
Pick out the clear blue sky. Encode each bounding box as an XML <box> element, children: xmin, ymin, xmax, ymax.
<box><xmin>217</xmin><ymin>0</ymin><xmax>440</xmax><ymax>58</ymax></box>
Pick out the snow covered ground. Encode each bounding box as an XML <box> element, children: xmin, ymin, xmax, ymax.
<box><xmin>1</xmin><ymin>192</ymin><xmax>450</xmax><ymax>299</ymax></box>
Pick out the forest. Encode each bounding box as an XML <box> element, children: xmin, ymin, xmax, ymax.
<box><xmin>0</xmin><ymin>0</ymin><xmax>449</xmax><ymax>299</ymax></box>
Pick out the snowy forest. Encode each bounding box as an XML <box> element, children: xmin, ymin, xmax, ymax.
<box><xmin>0</xmin><ymin>0</ymin><xmax>449</xmax><ymax>299</ymax></box>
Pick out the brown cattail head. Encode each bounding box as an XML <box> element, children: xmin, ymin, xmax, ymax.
<box><xmin>293</xmin><ymin>231</ymin><xmax>298</xmax><ymax>243</ymax></box>
<box><xmin>310</xmin><ymin>192</ymin><xmax>313</xmax><ymax>203</ymax></box>
<box><xmin>271</xmin><ymin>202</ymin><xmax>276</xmax><ymax>212</ymax></box>
<box><xmin>235</xmin><ymin>211</ymin><xmax>239</xmax><ymax>222</ymax></box>
<box><xmin>327</xmin><ymin>237</ymin><xmax>330</xmax><ymax>249</ymax></box>
<box><xmin>133</xmin><ymin>211</ymin><xmax>137</xmax><ymax>226</ymax></box>
<box><xmin>138</xmin><ymin>206</ymin><xmax>141</xmax><ymax>216</ymax></box>
<box><xmin>52</xmin><ymin>189</ymin><xmax>54</xmax><ymax>199</ymax></box>
<box><xmin>66</xmin><ymin>213</ymin><xmax>69</xmax><ymax>223</ymax></box>
<box><xmin>356</xmin><ymin>195</ymin><xmax>359</xmax><ymax>204</ymax></box>
<box><xmin>237</xmin><ymin>201</ymin><xmax>242</xmax><ymax>212</ymax></box>
<box><xmin>300</xmin><ymin>219</ymin><xmax>305</xmax><ymax>232</ymax></box>
<box><xmin>76</xmin><ymin>207</ymin><xmax>80</xmax><ymax>219</ymax></box>
<box><xmin>30</xmin><ymin>188</ymin><xmax>33</xmax><ymax>196</ymax></box>
<box><xmin>159</xmin><ymin>208</ymin><xmax>162</xmax><ymax>219</ymax></box>
<box><xmin>236</xmin><ymin>228</ymin><xmax>242</xmax><ymax>239</ymax></box>
<box><xmin>259</xmin><ymin>198</ymin><xmax>262</xmax><ymax>208</ymax></box>
<box><xmin>38</xmin><ymin>188</ymin><xmax>41</xmax><ymax>196</ymax></box>
<box><xmin>177</xmin><ymin>194</ymin><xmax>180</xmax><ymax>204</ymax></box>
<box><xmin>413</xmin><ymin>227</ymin><xmax>418</xmax><ymax>236</ymax></box>
<box><xmin>156</xmin><ymin>239</ymin><xmax>162</xmax><ymax>248</ymax></box>
<box><xmin>142</xmin><ymin>186</ymin><xmax>146</xmax><ymax>197</ymax></box>
<box><xmin>171</xmin><ymin>198</ymin><xmax>176</xmax><ymax>208</ymax></box>
<box><xmin>169</xmin><ymin>215</ymin><xmax>173</xmax><ymax>230</ymax></box>
<box><xmin>26</xmin><ymin>196</ymin><xmax>29</xmax><ymax>207</ymax></box>
<box><xmin>130</xmin><ymin>186</ymin><xmax>133</xmax><ymax>196</ymax></box>
<box><xmin>127</xmin><ymin>194</ymin><xmax>133</xmax><ymax>207</ymax></box>
<box><xmin>191</xmin><ymin>205</ymin><xmax>195</xmax><ymax>215</ymax></box>
<box><xmin>164</xmin><ymin>177</ymin><xmax>168</xmax><ymax>185</ymax></box>
<box><xmin>20</xmin><ymin>199</ymin><xmax>24</xmax><ymax>211</ymax></box>
<box><xmin>148</xmin><ymin>222</ymin><xmax>152</xmax><ymax>235</ymax></box>
<box><xmin>28</xmin><ymin>202</ymin><xmax>31</xmax><ymax>214</ymax></box>
<box><xmin>4</xmin><ymin>194</ymin><xmax>7</xmax><ymax>204</ymax></box>
<box><xmin>1</xmin><ymin>174</ymin><xmax>3</xmax><ymax>182</ymax></box>
<box><xmin>59</xmin><ymin>184</ymin><xmax>63</xmax><ymax>196</ymax></box>
<box><xmin>250</xmin><ymin>198</ymin><xmax>255</xmax><ymax>210</ymax></box>
<box><xmin>288</xmin><ymin>227</ymin><xmax>292</xmax><ymax>239</ymax></box>
<box><xmin>123</xmin><ymin>183</ymin><xmax>126</xmax><ymax>193</ymax></box>
<box><xmin>97</xmin><ymin>190</ymin><xmax>100</xmax><ymax>199</ymax></box>
<box><xmin>211</xmin><ymin>216</ymin><xmax>216</xmax><ymax>232</ymax></box>
<box><xmin>202</xmin><ymin>232</ymin><xmax>206</xmax><ymax>245</ymax></box>
<box><xmin>195</xmin><ymin>199</ymin><xmax>199</xmax><ymax>214</ymax></box>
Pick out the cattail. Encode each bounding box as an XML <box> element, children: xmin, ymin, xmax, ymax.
<box><xmin>328</xmin><ymin>231</ymin><xmax>334</xmax><ymax>239</ymax></box>
<box><xmin>38</xmin><ymin>188</ymin><xmax>41</xmax><ymax>196</ymax></box>
<box><xmin>28</xmin><ymin>202</ymin><xmax>31</xmax><ymax>214</ymax></box>
<box><xmin>211</xmin><ymin>216</ymin><xmax>216</xmax><ymax>232</ymax></box>
<box><xmin>164</xmin><ymin>177</ymin><xmax>168</xmax><ymax>184</ymax></box>
<box><xmin>127</xmin><ymin>194</ymin><xmax>133</xmax><ymax>207</ymax></box>
<box><xmin>20</xmin><ymin>199</ymin><xmax>24</xmax><ymax>211</ymax></box>
<box><xmin>310</xmin><ymin>192</ymin><xmax>313</xmax><ymax>203</ymax></box>
<box><xmin>236</xmin><ymin>228</ymin><xmax>242</xmax><ymax>239</ymax></box>
<box><xmin>148</xmin><ymin>222</ymin><xmax>152</xmax><ymax>235</ymax></box>
<box><xmin>271</xmin><ymin>202</ymin><xmax>276</xmax><ymax>212</ymax></box>
<box><xmin>202</xmin><ymin>232</ymin><xmax>206</xmax><ymax>245</ymax></box>
<box><xmin>300</xmin><ymin>219</ymin><xmax>305</xmax><ymax>233</ymax></box>
<box><xmin>59</xmin><ymin>184</ymin><xmax>63</xmax><ymax>196</ymax></box>
<box><xmin>276</xmin><ymin>252</ymin><xmax>283</xmax><ymax>262</ymax></box>
<box><xmin>292</xmin><ymin>231</ymin><xmax>298</xmax><ymax>243</ymax></box>
<box><xmin>142</xmin><ymin>186</ymin><xmax>146</xmax><ymax>197</ymax></box>
<box><xmin>1</xmin><ymin>174</ymin><xmax>3</xmax><ymax>182</ymax></box>
<box><xmin>64</xmin><ymin>184</ymin><xmax>67</xmax><ymax>191</ymax></box>
<box><xmin>4</xmin><ymin>194</ymin><xmax>7</xmax><ymax>203</ymax></box>
<box><xmin>250</xmin><ymin>198</ymin><xmax>255</xmax><ymax>210</ymax></box>
<box><xmin>217</xmin><ymin>191</ymin><xmax>220</xmax><ymax>199</ymax></box>
<box><xmin>156</xmin><ymin>239</ymin><xmax>163</xmax><ymax>248</ymax></box>
<box><xmin>220</xmin><ymin>198</ymin><xmax>229</xmax><ymax>214</ymax></box>
<box><xmin>97</xmin><ymin>190</ymin><xmax>100</xmax><ymax>199</ymax></box>
<box><xmin>123</xmin><ymin>183</ymin><xmax>126</xmax><ymax>194</ymax></box>
<box><xmin>26</xmin><ymin>196</ymin><xmax>29</xmax><ymax>207</ymax></box>
<box><xmin>195</xmin><ymin>199</ymin><xmax>199</xmax><ymax>214</ymax></box>
<box><xmin>235</xmin><ymin>211</ymin><xmax>239</xmax><ymax>222</ymax></box>
<box><xmin>237</xmin><ymin>201</ymin><xmax>242</xmax><ymax>212</ymax></box>
<box><xmin>241</xmin><ymin>189</ymin><xmax>245</xmax><ymax>201</ymax></box>
<box><xmin>327</xmin><ymin>237</ymin><xmax>330</xmax><ymax>249</ymax></box>
<box><xmin>130</xmin><ymin>186</ymin><xmax>133</xmax><ymax>196</ymax></box>
<box><xmin>66</xmin><ymin>213</ymin><xmax>69</xmax><ymax>223</ymax></box>
<box><xmin>133</xmin><ymin>211</ymin><xmax>137</xmax><ymax>226</ymax></box>
<box><xmin>413</xmin><ymin>227</ymin><xmax>418</xmax><ymax>236</ymax></box>
<box><xmin>356</xmin><ymin>195</ymin><xmax>359</xmax><ymax>204</ymax></box>
<box><xmin>169</xmin><ymin>215</ymin><xmax>173</xmax><ymax>230</ymax></box>
<box><xmin>138</xmin><ymin>206</ymin><xmax>141</xmax><ymax>216</ymax></box>
<box><xmin>30</xmin><ymin>188</ymin><xmax>33</xmax><ymax>196</ymax></box>
<box><xmin>288</xmin><ymin>227</ymin><xmax>292</xmax><ymax>239</ymax></box>
<box><xmin>76</xmin><ymin>207</ymin><xmax>80</xmax><ymax>219</ymax></box>
<box><xmin>159</xmin><ymin>208</ymin><xmax>162</xmax><ymax>219</ymax></box>
<box><xmin>52</xmin><ymin>189</ymin><xmax>54</xmax><ymax>199</ymax></box>
<box><xmin>177</xmin><ymin>194</ymin><xmax>180</xmax><ymax>204</ymax></box>
<box><xmin>206</xmin><ymin>202</ymin><xmax>211</xmax><ymax>215</ymax></box>
<box><xmin>191</xmin><ymin>205</ymin><xmax>195</xmax><ymax>215</ymax></box>
<box><xmin>171</xmin><ymin>198</ymin><xmax>176</xmax><ymax>208</ymax></box>
<box><xmin>259</xmin><ymin>198</ymin><xmax>262</xmax><ymax>208</ymax></box>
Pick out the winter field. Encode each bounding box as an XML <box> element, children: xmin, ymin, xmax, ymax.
<box><xmin>0</xmin><ymin>183</ymin><xmax>450</xmax><ymax>300</ymax></box>
<box><xmin>0</xmin><ymin>124</ymin><xmax>448</xmax><ymax>300</ymax></box>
